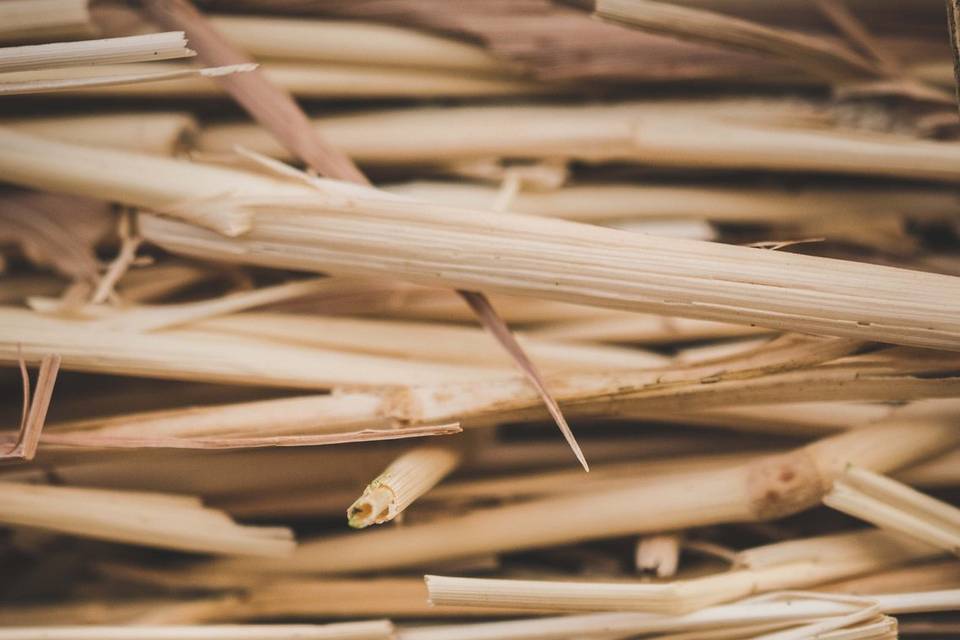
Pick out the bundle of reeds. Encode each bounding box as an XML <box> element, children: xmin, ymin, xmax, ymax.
<box><xmin>3</xmin><ymin>0</ymin><xmax>960</xmax><ymax>637</ymax></box>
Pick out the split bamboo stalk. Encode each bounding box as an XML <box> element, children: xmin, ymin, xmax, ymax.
<box><xmin>0</xmin><ymin>482</ymin><xmax>294</xmax><ymax>556</ymax></box>
<box><xmin>5</xmin><ymin>112</ymin><xmax>198</xmax><ymax>156</ymax></box>
<box><xmin>18</xmin><ymin>61</ymin><xmax>547</xmax><ymax>98</ymax></box>
<box><xmin>347</xmin><ymin>445</ymin><xmax>462</xmax><ymax>528</ymax></box>
<box><xmin>4</xmin><ymin>129</ymin><xmax>960</xmax><ymax>349</ymax></box>
<box><xmin>0</xmin><ymin>0</ymin><xmax>92</xmax><ymax>45</ymax></box>
<box><xmin>0</xmin><ymin>622</ymin><xmax>394</xmax><ymax>640</ymax></box>
<box><xmin>208</xmin><ymin>406</ymin><xmax>960</xmax><ymax>573</ymax></box>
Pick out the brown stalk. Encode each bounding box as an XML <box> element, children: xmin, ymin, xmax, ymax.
<box><xmin>3</xmin><ymin>353</ymin><xmax>60</xmax><ymax>460</ymax></box>
<box><xmin>142</xmin><ymin>0</ymin><xmax>583</xmax><ymax>468</ymax></box>
<box><xmin>948</xmin><ymin>0</ymin><xmax>960</xmax><ymax>110</ymax></box>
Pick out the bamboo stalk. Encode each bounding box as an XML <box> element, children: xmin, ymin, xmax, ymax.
<box><xmin>0</xmin><ymin>0</ymin><xmax>92</xmax><ymax>45</ymax></box>
<box><xmin>207</xmin><ymin>408</ymin><xmax>960</xmax><ymax>573</ymax></box>
<box><xmin>348</xmin><ymin>445</ymin><xmax>462</xmax><ymax>528</ymax></box>
<box><xmin>0</xmin><ymin>482</ymin><xmax>294</xmax><ymax>556</ymax></box>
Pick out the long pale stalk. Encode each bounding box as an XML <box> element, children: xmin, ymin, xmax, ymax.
<box><xmin>192</xmin><ymin>313</ymin><xmax>670</xmax><ymax>371</ymax></box>
<box><xmin>193</xmin><ymin>101</ymin><xmax>960</xmax><ymax>182</ymax></box>
<box><xmin>0</xmin><ymin>62</ymin><xmax>255</xmax><ymax>96</ymax></box>
<box><xmin>18</xmin><ymin>61</ymin><xmax>546</xmax><ymax>98</ymax></box>
<box><xmin>0</xmin><ymin>306</ymin><xmax>513</xmax><ymax>388</ymax></box>
<box><xmin>396</xmin><ymin>589</ymin><xmax>960</xmax><ymax>640</ymax></box>
<box><xmin>0</xmin><ymin>623</ymin><xmax>393</xmax><ymax>640</ymax></box>
<box><xmin>207</xmin><ymin>408</ymin><xmax>960</xmax><ymax>573</ymax></box>
<box><xmin>825</xmin><ymin>466</ymin><xmax>960</xmax><ymax>554</ymax></box>
<box><xmin>0</xmin><ymin>482</ymin><xmax>294</xmax><ymax>556</ymax></box>
<box><xmin>5</xmin><ymin>112</ymin><xmax>198</xmax><ymax>156</ymax></box>
<box><xmin>387</xmin><ymin>181</ymin><xmax>958</xmax><ymax>226</ymax></box>
<box><xmin>4</xmin><ymin>129</ymin><xmax>960</xmax><ymax>349</ymax></box>
<box><xmin>348</xmin><ymin>445</ymin><xmax>462</xmax><ymax>528</ymax></box>
<box><xmin>0</xmin><ymin>32</ymin><xmax>193</xmax><ymax>72</ymax></box>
<box><xmin>0</xmin><ymin>0</ymin><xmax>92</xmax><ymax>45</ymax></box>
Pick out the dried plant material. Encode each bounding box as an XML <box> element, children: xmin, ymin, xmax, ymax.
<box><xmin>812</xmin><ymin>0</ymin><xmax>903</xmax><ymax>75</ymax></box>
<box><xmin>206</xmin><ymin>15</ymin><xmax>508</xmax><ymax>73</ymax></box>
<box><xmin>0</xmin><ymin>621</ymin><xmax>394</xmax><ymax>640</ymax></box>
<box><xmin>94</xmin><ymin>5</ymin><xmax>509</xmax><ymax>73</ymax></box>
<box><xmin>825</xmin><ymin>466</ymin><xmax>960</xmax><ymax>555</ymax></box>
<box><xmin>3</xmin><ymin>354</ymin><xmax>60</xmax><ymax>460</ymax></box>
<box><xmin>0</xmin><ymin>482</ymin><xmax>294</xmax><ymax>556</ymax></box>
<box><xmin>41</xmin><ymin>278</ymin><xmax>334</xmax><ymax>332</ymax></box>
<box><xmin>144</xmin><ymin>0</ymin><xmax>366</xmax><ymax>183</ymax></box>
<box><xmin>424</xmin><ymin>528</ymin><xmax>941</xmax><ymax>614</ymax></box>
<box><xmin>0</xmin><ymin>61</ymin><xmax>256</xmax><ymax>95</ymax></box>
<box><xmin>348</xmin><ymin>445</ymin><xmax>462</xmax><ymax>528</ymax></box>
<box><xmin>6</xmin><ymin>112</ymin><xmax>198</xmax><ymax>156</ymax></box>
<box><xmin>459</xmin><ymin>290</ymin><xmax>587</xmax><ymax>470</ymax></box>
<box><xmin>134</xmin><ymin>2</ymin><xmax>581</xmax><ymax>469</ymax></box>
<box><xmin>0</xmin><ymin>0</ymin><xmax>92</xmax><ymax>45</ymax></box>
<box><xmin>209</xmin><ymin>410</ymin><xmax>959</xmax><ymax>573</ymax></box>
<box><xmin>388</xmin><ymin>180</ymin><xmax>960</xmax><ymax>227</ymax></box>
<box><xmin>947</xmin><ymin>0</ymin><xmax>960</xmax><ymax>109</ymax></box>
<box><xmin>636</xmin><ymin>533</ymin><xmax>682</xmax><ymax>577</ymax></box>
<box><xmin>0</xmin><ymin>192</ymin><xmax>110</xmax><ymax>283</ymax></box>
<box><xmin>38</xmin><ymin>423</ymin><xmax>461</xmax><ymax>450</ymax></box>
<box><xmin>189</xmin><ymin>313</ymin><xmax>670</xmax><ymax>371</ymax></box>
<box><xmin>6</xmin><ymin>130</ymin><xmax>956</xmax><ymax>348</ymax></box>
<box><xmin>0</xmin><ymin>307</ymin><xmax>514</xmax><ymax>388</ymax></box>
<box><xmin>0</xmin><ymin>32</ymin><xmax>194</xmax><ymax>73</ymax></box>
<box><xmin>21</xmin><ymin>60</ymin><xmax>547</xmax><ymax>98</ymax></box>
<box><xmin>399</xmin><ymin>589</ymin><xmax>960</xmax><ymax>640</ymax></box>
<box><xmin>90</xmin><ymin>213</ymin><xmax>141</xmax><ymax>304</ymax></box>
<box><xmin>595</xmin><ymin>0</ymin><xmax>880</xmax><ymax>82</ymax></box>
<box><xmin>35</xmin><ymin>333</ymin><xmax>857</xmax><ymax>444</ymax></box>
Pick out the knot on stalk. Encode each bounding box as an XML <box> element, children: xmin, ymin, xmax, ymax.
<box><xmin>380</xmin><ymin>388</ymin><xmax>423</xmax><ymax>426</ymax></box>
<box><xmin>745</xmin><ymin>449</ymin><xmax>826</xmax><ymax>521</ymax></box>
